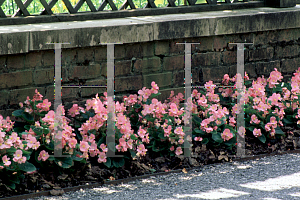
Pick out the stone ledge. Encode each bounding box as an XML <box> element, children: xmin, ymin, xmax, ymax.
<box><xmin>0</xmin><ymin>5</ymin><xmax>299</xmax><ymax>55</ymax></box>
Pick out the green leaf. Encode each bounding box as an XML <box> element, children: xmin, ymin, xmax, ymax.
<box><xmin>275</xmin><ymin>127</ymin><xmax>285</xmax><ymax>135</ymax></box>
<box><xmin>18</xmin><ymin>162</ymin><xmax>36</xmax><ymax>172</ymax></box>
<box><xmin>212</xmin><ymin>133</ymin><xmax>223</xmax><ymax>143</ymax></box>
<box><xmin>9</xmin><ymin>176</ymin><xmax>20</xmax><ymax>184</ymax></box>
<box><xmin>258</xmin><ymin>134</ymin><xmax>266</xmax><ymax>143</ymax></box>
<box><xmin>282</xmin><ymin>117</ymin><xmax>294</xmax><ymax>125</ymax></box>
<box><xmin>6</xmin><ymin>183</ymin><xmax>16</xmax><ymax>190</ymax></box>
<box><xmin>12</xmin><ymin>110</ymin><xmax>23</xmax><ymax>117</ymax></box>
<box><xmin>24</xmin><ymin>125</ymin><xmax>31</xmax><ymax>131</ymax></box>
<box><xmin>112</xmin><ymin>158</ymin><xmax>125</xmax><ymax>168</ymax></box>
<box><xmin>32</xmin><ymin>127</ymin><xmax>43</xmax><ymax>136</ymax></box>
<box><xmin>103</xmin><ymin>157</ymin><xmax>112</xmax><ymax>168</ymax></box>
<box><xmin>22</xmin><ymin>112</ymin><xmax>34</xmax><ymax>123</ymax></box>
<box><xmin>192</xmin><ymin>116</ymin><xmax>202</xmax><ymax>126</ymax></box>
<box><xmin>201</xmin><ymin>138</ymin><xmax>209</xmax><ymax>144</ymax></box>
<box><xmin>133</xmin><ymin>104</ymin><xmax>141</xmax><ymax>109</ymax></box>
<box><xmin>54</xmin><ymin>157</ymin><xmax>73</xmax><ymax>169</ymax></box>
<box><xmin>13</xmin><ymin>127</ymin><xmax>24</xmax><ymax>133</ymax></box>
<box><xmin>130</xmin><ymin>134</ymin><xmax>138</xmax><ymax>140</ymax></box>
<box><xmin>158</xmin><ymin>132</ymin><xmax>166</xmax><ymax>139</ymax></box>
<box><xmin>150</xmin><ymin>92</ymin><xmax>161</xmax><ymax>98</ymax></box>
<box><xmin>129</xmin><ymin>149</ymin><xmax>136</xmax><ymax>158</ymax></box>
<box><xmin>71</xmin><ymin>152</ymin><xmax>83</xmax><ymax>162</ymax></box>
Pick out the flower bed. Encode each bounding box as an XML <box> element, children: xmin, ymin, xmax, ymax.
<box><xmin>0</xmin><ymin>67</ymin><xmax>299</xmax><ymax>198</ymax></box>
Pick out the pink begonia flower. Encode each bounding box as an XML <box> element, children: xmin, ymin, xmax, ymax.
<box><xmin>13</xmin><ymin>150</ymin><xmax>27</xmax><ymax>164</ymax></box>
<box><xmin>194</xmin><ymin>137</ymin><xmax>203</xmax><ymax>141</ymax></box>
<box><xmin>151</xmin><ymin>82</ymin><xmax>159</xmax><ymax>94</ymax></box>
<box><xmin>32</xmin><ymin>89</ymin><xmax>43</xmax><ymax>102</ymax></box>
<box><xmin>80</xmin><ymin>141</ymin><xmax>90</xmax><ymax>152</ymax></box>
<box><xmin>175</xmin><ymin>147</ymin><xmax>183</xmax><ymax>156</ymax></box>
<box><xmin>229</xmin><ymin>117</ymin><xmax>236</xmax><ymax>127</ymax></box>
<box><xmin>221</xmin><ymin>129</ymin><xmax>233</xmax><ymax>141</ymax></box>
<box><xmin>137</xmin><ymin>144</ymin><xmax>147</xmax><ymax>156</ymax></box>
<box><xmin>36</xmin><ymin>99</ymin><xmax>51</xmax><ymax>112</ymax></box>
<box><xmin>100</xmin><ymin>144</ymin><xmax>108</xmax><ymax>152</ymax></box>
<box><xmin>269</xmin><ymin>116</ymin><xmax>277</xmax><ymax>125</ymax></box>
<box><xmin>250</xmin><ymin>114</ymin><xmax>260</xmax><ymax>124</ymax></box>
<box><xmin>2</xmin><ymin>155</ymin><xmax>11</xmax><ymax>166</ymax></box>
<box><xmin>38</xmin><ymin>150</ymin><xmax>49</xmax><ymax>161</ymax></box>
<box><xmin>127</xmin><ymin>139</ymin><xmax>133</xmax><ymax>149</ymax></box>
<box><xmin>170</xmin><ymin>146</ymin><xmax>175</xmax><ymax>151</ymax></box>
<box><xmin>26</xmin><ymin>134</ymin><xmax>37</xmax><ymax>149</ymax></box>
<box><xmin>98</xmin><ymin>152</ymin><xmax>107</xmax><ymax>163</ymax></box>
<box><xmin>238</xmin><ymin>126</ymin><xmax>246</xmax><ymax>138</ymax></box>
<box><xmin>68</xmin><ymin>138</ymin><xmax>77</xmax><ymax>149</ymax></box>
<box><xmin>253</xmin><ymin>128</ymin><xmax>262</xmax><ymax>137</ymax></box>
<box><xmin>265</xmin><ymin>124</ymin><xmax>271</xmax><ymax>132</ymax></box>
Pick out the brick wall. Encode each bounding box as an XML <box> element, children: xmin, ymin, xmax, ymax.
<box><xmin>0</xmin><ymin>28</ymin><xmax>300</xmax><ymax>117</ymax></box>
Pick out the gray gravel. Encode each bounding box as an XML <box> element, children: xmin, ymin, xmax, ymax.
<box><xmin>28</xmin><ymin>153</ymin><xmax>300</xmax><ymax>200</ymax></box>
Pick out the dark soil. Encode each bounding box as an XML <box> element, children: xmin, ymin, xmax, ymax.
<box><xmin>1</xmin><ymin>125</ymin><xmax>300</xmax><ymax>199</ymax></box>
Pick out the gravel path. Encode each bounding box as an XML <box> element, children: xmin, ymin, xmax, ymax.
<box><xmin>28</xmin><ymin>153</ymin><xmax>300</xmax><ymax>200</ymax></box>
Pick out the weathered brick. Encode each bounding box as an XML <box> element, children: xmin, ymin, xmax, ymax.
<box><xmin>62</xmin><ymin>48</ymin><xmax>77</xmax><ymax>66</ymax></box>
<box><xmin>213</xmin><ymin>36</ymin><xmax>227</xmax><ymax>51</ymax></box>
<box><xmin>45</xmin><ymin>85</ymin><xmax>55</xmax><ymax>102</ymax></box>
<box><xmin>170</xmin><ymin>39</ymin><xmax>185</xmax><ymax>55</ymax></box>
<box><xmin>229</xmin><ymin>63</ymin><xmax>257</xmax><ymax>79</ymax></box>
<box><xmin>25</xmin><ymin>51</ymin><xmax>42</xmax><ymax>69</ymax></box>
<box><xmin>0</xmin><ymin>71</ymin><xmax>32</xmax><ymax>89</ymax></box>
<box><xmin>68</xmin><ymin>64</ymin><xmax>101</xmax><ymax>80</ymax></box>
<box><xmin>9</xmin><ymin>87</ymin><xmax>45</xmax><ymax>105</ymax></box>
<box><xmin>77</xmin><ymin>48</ymin><xmax>94</xmax><ymax>65</ymax></box>
<box><xmin>275</xmin><ymin>45</ymin><xmax>300</xmax><ymax>59</ymax></box>
<box><xmin>134</xmin><ymin>57</ymin><xmax>161</xmax><ymax>74</ymax></box>
<box><xmin>141</xmin><ymin>42</ymin><xmax>155</xmax><ymax>58</ymax></box>
<box><xmin>163</xmin><ymin>55</ymin><xmax>184</xmax><ymax>71</ymax></box>
<box><xmin>42</xmin><ymin>50</ymin><xmax>55</xmax><ymax>67</ymax></box>
<box><xmin>256</xmin><ymin>61</ymin><xmax>280</xmax><ymax>76</ymax></box>
<box><xmin>157</xmin><ymin>87</ymin><xmax>185</xmax><ymax>104</ymax></box>
<box><xmin>192</xmin><ymin>52</ymin><xmax>222</xmax><ymax>67</ymax></box>
<box><xmin>253</xmin><ymin>30</ymin><xmax>277</xmax><ymax>45</ymax></box>
<box><xmin>201</xmin><ymin>67</ymin><xmax>229</xmax><ymax>83</ymax></box>
<box><xmin>173</xmin><ymin>70</ymin><xmax>184</xmax><ymax>87</ymax></box>
<box><xmin>190</xmin><ymin>37</ymin><xmax>212</xmax><ymax>53</ymax></box>
<box><xmin>33</xmin><ymin>68</ymin><xmax>55</xmax><ymax>85</ymax></box>
<box><xmin>277</xmin><ymin>29</ymin><xmax>300</xmax><ymax>43</ymax></box>
<box><xmin>80</xmin><ymin>79</ymin><xmax>107</xmax><ymax>98</ymax></box>
<box><xmin>281</xmin><ymin>58</ymin><xmax>300</xmax><ymax>73</ymax></box>
<box><xmin>114</xmin><ymin>45</ymin><xmax>126</xmax><ymax>60</ymax></box>
<box><xmin>222</xmin><ymin>50</ymin><xmax>237</xmax><ymax>65</ymax></box>
<box><xmin>249</xmin><ymin>47</ymin><xmax>274</xmax><ymax>61</ymax></box>
<box><xmin>0</xmin><ymin>56</ymin><xmax>7</xmax><ymax>73</ymax></box>
<box><xmin>192</xmin><ymin>68</ymin><xmax>200</xmax><ymax>85</ymax></box>
<box><xmin>7</xmin><ymin>54</ymin><xmax>25</xmax><ymax>70</ymax></box>
<box><xmin>115</xmin><ymin>75</ymin><xmax>143</xmax><ymax>93</ymax></box>
<box><xmin>94</xmin><ymin>46</ymin><xmax>107</xmax><ymax>62</ymax></box>
<box><xmin>94</xmin><ymin>45</ymin><xmax>125</xmax><ymax>61</ymax></box>
<box><xmin>154</xmin><ymin>41</ymin><xmax>169</xmax><ymax>56</ymax></box>
<box><xmin>0</xmin><ymin>90</ymin><xmax>10</xmax><ymax>106</ymax></box>
<box><xmin>143</xmin><ymin>72</ymin><xmax>172</xmax><ymax>89</ymax></box>
<box><xmin>125</xmin><ymin>43</ymin><xmax>143</xmax><ymax>59</ymax></box>
<box><xmin>101</xmin><ymin>60</ymin><xmax>132</xmax><ymax>77</ymax></box>
<box><xmin>0</xmin><ymin>109</ymin><xmax>15</xmax><ymax>118</ymax></box>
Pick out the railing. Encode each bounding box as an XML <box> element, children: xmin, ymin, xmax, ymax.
<box><xmin>0</xmin><ymin>0</ymin><xmax>298</xmax><ymax>25</ymax></box>
<box><xmin>0</xmin><ymin>0</ymin><xmax>267</xmax><ymax>25</ymax></box>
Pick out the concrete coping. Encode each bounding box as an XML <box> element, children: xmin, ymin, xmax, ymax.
<box><xmin>0</xmin><ymin>5</ymin><xmax>299</xmax><ymax>55</ymax></box>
